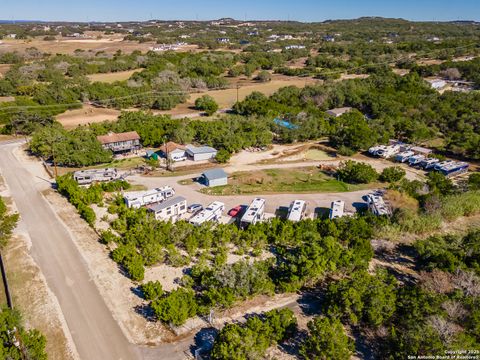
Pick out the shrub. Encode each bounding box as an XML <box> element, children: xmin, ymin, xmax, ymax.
<box><xmin>215</xmin><ymin>149</ymin><xmax>231</xmax><ymax>163</ymax></box>
<box><xmin>381</xmin><ymin>166</ymin><xmax>406</xmax><ymax>183</ymax></box>
<box><xmin>141</xmin><ymin>281</ymin><xmax>164</xmax><ymax>301</ymax></box>
<box><xmin>337</xmin><ymin>160</ymin><xmax>378</xmax><ymax>184</ymax></box>
<box><xmin>151</xmin><ymin>288</ymin><xmax>198</xmax><ymax>326</ymax></box>
<box><xmin>195</xmin><ymin>95</ymin><xmax>219</xmax><ymax>116</ymax></box>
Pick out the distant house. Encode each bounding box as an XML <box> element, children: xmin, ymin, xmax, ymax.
<box><xmin>217</xmin><ymin>38</ymin><xmax>230</xmax><ymax>44</ymax></box>
<box><xmin>428</xmin><ymin>79</ymin><xmax>447</xmax><ymax>90</ymax></box>
<box><xmin>323</xmin><ymin>35</ymin><xmax>335</xmax><ymax>42</ymax></box>
<box><xmin>159</xmin><ymin>142</ymin><xmax>187</xmax><ymax>162</ymax></box>
<box><xmin>148</xmin><ymin>196</ymin><xmax>187</xmax><ymax>222</ymax></box>
<box><xmin>284</xmin><ymin>45</ymin><xmax>306</xmax><ymax>50</ymax></box>
<box><xmin>97</xmin><ymin>131</ymin><xmax>141</xmax><ymax>154</ymax></box>
<box><xmin>326</xmin><ymin>107</ymin><xmax>353</xmax><ymax>118</ymax></box>
<box><xmin>201</xmin><ymin>168</ymin><xmax>228</xmax><ymax>187</ymax></box>
<box><xmin>186</xmin><ymin>145</ymin><xmax>217</xmax><ymax>161</ymax></box>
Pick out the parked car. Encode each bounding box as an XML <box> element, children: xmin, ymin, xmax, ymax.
<box><xmin>187</xmin><ymin>204</ymin><xmax>203</xmax><ymax>213</ymax></box>
<box><xmin>228</xmin><ymin>205</ymin><xmax>243</xmax><ymax>217</ymax></box>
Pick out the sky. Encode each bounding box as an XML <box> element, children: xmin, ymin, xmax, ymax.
<box><xmin>1</xmin><ymin>0</ymin><xmax>479</xmax><ymax>22</ymax></box>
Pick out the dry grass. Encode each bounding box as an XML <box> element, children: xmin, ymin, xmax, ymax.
<box><xmin>87</xmin><ymin>69</ymin><xmax>140</xmax><ymax>83</ymax></box>
<box><xmin>56</xmin><ymin>104</ymin><xmax>121</xmax><ymax>129</ymax></box>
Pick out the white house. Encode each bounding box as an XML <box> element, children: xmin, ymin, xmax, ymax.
<box><xmin>326</xmin><ymin>107</ymin><xmax>352</xmax><ymax>118</ymax></box>
<box><xmin>186</xmin><ymin>145</ymin><xmax>218</xmax><ymax>161</ymax></box>
<box><xmin>159</xmin><ymin>142</ymin><xmax>187</xmax><ymax>162</ymax></box>
<box><xmin>148</xmin><ymin>196</ymin><xmax>187</xmax><ymax>222</ymax></box>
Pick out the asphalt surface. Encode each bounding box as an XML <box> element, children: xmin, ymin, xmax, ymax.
<box><xmin>0</xmin><ymin>140</ymin><xmax>140</xmax><ymax>360</ymax></box>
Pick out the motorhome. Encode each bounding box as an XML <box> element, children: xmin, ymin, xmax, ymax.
<box><xmin>286</xmin><ymin>200</ymin><xmax>307</xmax><ymax>222</ymax></box>
<box><xmin>189</xmin><ymin>201</ymin><xmax>225</xmax><ymax>226</ymax></box>
<box><xmin>437</xmin><ymin>162</ymin><xmax>469</xmax><ymax>177</ymax></box>
<box><xmin>375</xmin><ymin>144</ymin><xmax>401</xmax><ymax>158</ymax></box>
<box><xmin>408</xmin><ymin>155</ymin><xmax>426</xmax><ymax>166</ymax></box>
<box><xmin>124</xmin><ymin>187</ymin><xmax>175</xmax><ymax>209</ymax></box>
<box><xmin>366</xmin><ymin>194</ymin><xmax>392</xmax><ymax>217</ymax></box>
<box><xmin>420</xmin><ymin>158</ymin><xmax>439</xmax><ymax>169</ymax></box>
<box><xmin>395</xmin><ymin>151</ymin><xmax>415</xmax><ymax>163</ymax></box>
<box><xmin>239</xmin><ymin>198</ymin><xmax>266</xmax><ymax>228</ymax></box>
<box><xmin>73</xmin><ymin>168</ymin><xmax>120</xmax><ymax>185</ymax></box>
<box><xmin>329</xmin><ymin>200</ymin><xmax>345</xmax><ymax>219</ymax></box>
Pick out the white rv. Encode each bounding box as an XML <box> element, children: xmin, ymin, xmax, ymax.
<box><xmin>189</xmin><ymin>201</ymin><xmax>225</xmax><ymax>226</ymax></box>
<box><xmin>73</xmin><ymin>168</ymin><xmax>120</xmax><ymax>185</ymax></box>
<box><xmin>239</xmin><ymin>198</ymin><xmax>266</xmax><ymax>228</ymax></box>
<box><xmin>286</xmin><ymin>200</ymin><xmax>307</xmax><ymax>222</ymax></box>
<box><xmin>329</xmin><ymin>200</ymin><xmax>345</xmax><ymax>219</ymax></box>
<box><xmin>366</xmin><ymin>194</ymin><xmax>392</xmax><ymax>216</ymax></box>
<box><xmin>395</xmin><ymin>151</ymin><xmax>415</xmax><ymax>163</ymax></box>
<box><xmin>124</xmin><ymin>187</ymin><xmax>175</xmax><ymax>209</ymax></box>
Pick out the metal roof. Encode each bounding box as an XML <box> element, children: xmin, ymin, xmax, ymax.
<box><xmin>148</xmin><ymin>196</ymin><xmax>186</xmax><ymax>212</ymax></box>
<box><xmin>186</xmin><ymin>145</ymin><xmax>217</xmax><ymax>155</ymax></box>
<box><xmin>202</xmin><ymin>168</ymin><xmax>228</xmax><ymax>181</ymax></box>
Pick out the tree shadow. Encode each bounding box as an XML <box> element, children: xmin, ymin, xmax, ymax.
<box><xmin>134</xmin><ymin>303</ymin><xmax>156</xmax><ymax>322</ymax></box>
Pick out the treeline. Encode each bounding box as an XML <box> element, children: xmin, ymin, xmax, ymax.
<box><xmin>233</xmin><ymin>70</ymin><xmax>480</xmax><ymax>159</ymax></box>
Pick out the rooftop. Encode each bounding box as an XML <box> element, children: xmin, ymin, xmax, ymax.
<box><xmin>186</xmin><ymin>145</ymin><xmax>217</xmax><ymax>154</ymax></box>
<box><xmin>202</xmin><ymin>168</ymin><xmax>228</xmax><ymax>181</ymax></box>
<box><xmin>97</xmin><ymin>131</ymin><xmax>140</xmax><ymax>145</ymax></box>
<box><xmin>148</xmin><ymin>196</ymin><xmax>186</xmax><ymax>212</ymax></box>
<box><xmin>159</xmin><ymin>141</ymin><xmax>185</xmax><ymax>153</ymax></box>
<box><xmin>326</xmin><ymin>107</ymin><xmax>353</xmax><ymax>116</ymax></box>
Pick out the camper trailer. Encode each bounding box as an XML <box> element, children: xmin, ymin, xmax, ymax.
<box><xmin>329</xmin><ymin>200</ymin><xmax>345</xmax><ymax>219</ymax></box>
<box><xmin>286</xmin><ymin>200</ymin><xmax>307</xmax><ymax>222</ymax></box>
<box><xmin>124</xmin><ymin>187</ymin><xmax>175</xmax><ymax>209</ymax></box>
<box><xmin>73</xmin><ymin>168</ymin><xmax>120</xmax><ymax>185</ymax></box>
<box><xmin>239</xmin><ymin>198</ymin><xmax>266</xmax><ymax>228</ymax></box>
<box><xmin>189</xmin><ymin>201</ymin><xmax>225</xmax><ymax>226</ymax></box>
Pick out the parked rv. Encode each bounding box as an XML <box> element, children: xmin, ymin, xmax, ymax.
<box><xmin>395</xmin><ymin>151</ymin><xmax>415</xmax><ymax>163</ymax></box>
<box><xmin>286</xmin><ymin>200</ymin><xmax>307</xmax><ymax>222</ymax></box>
<box><xmin>189</xmin><ymin>201</ymin><xmax>225</xmax><ymax>226</ymax></box>
<box><xmin>239</xmin><ymin>198</ymin><xmax>266</xmax><ymax>228</ymax></box>
<box><xmin>329</xmin><ymin>200</ymin><xmax>345</xmax><ymax>219</ymax></box>
<box><xmin>366</xmin><ymin>194</ymin><xmax>392</xmax><ymax>216</ymax></box>
<box><xmin>124</xmin><ymin>187</ymin><xmax>175</xmax><ymax>209</ymax></box>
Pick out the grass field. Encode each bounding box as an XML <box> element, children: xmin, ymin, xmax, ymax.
<box><xmin>87</xmin><ymin>69</ymin><xmax>140</xmax><ymax>83</ymax></box>
<box><xmin>201</xmin><ymin>167</ymin><xmax>378</xmax><ymax>195</ymax></box>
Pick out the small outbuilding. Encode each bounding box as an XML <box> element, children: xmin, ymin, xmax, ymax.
<box><xmin>186</xmin><ymin>145</ymin><xmax>218</xmax><ymax>161</ymax></box>
<box><xmin>201</xmin><ymin>168</ymin><xmax>228</xmax><ymax>187</ymax></box>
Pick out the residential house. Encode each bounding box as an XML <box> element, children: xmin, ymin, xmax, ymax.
<box><xmin>97</xmin><ymin>131</ymin><xmax>141</xmax><ymax>154</ymax></box>
<box><xmin>148</xmin><ymin>196</ymin><xmax>187</xmax><ymax>222</ymax></box>
<box><xmin>186</xmin><ymin>145</ymin><xmax>218</xmax><ymax>161</ymax></box>
<box><xmin>159</xmin><ymin>142</ymin><xmax>187</xmax><ymax>162</ymax></box>
<box><xmin>326</xmin><ymin>107</ymin><xmax>352</xmax><ymax>118</ymax></box>
<box><xmin>201</xmin><ymin>168</ymin><xmax>228</xmax><ymax>187</ymax></box>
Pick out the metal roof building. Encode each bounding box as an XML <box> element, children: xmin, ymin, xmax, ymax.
<box><xmin>201</xmin><ymin>168</ymin><xmax>228</xmax><ymax>187</ymax></box>
<box><xmin>186</xmin><ymin>145</ymin><xmax>218</xmax><ymax>161</ymax></box>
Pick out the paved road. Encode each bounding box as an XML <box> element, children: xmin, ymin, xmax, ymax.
<box><xmin>0</xmin><ymin>141</ymin><xmax>140</xmax><ymax>360</ymax></box>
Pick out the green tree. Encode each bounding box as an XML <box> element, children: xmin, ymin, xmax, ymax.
<box><xmin>337</xmin><ymin>160</ymin><xmax>379</xmax><ymax>184</ymax></box>
<box><xmin>151</xmin><ymin>288</ymin><xmax>198</xmax><ymax>326</ymax></box>
<box><xmin>141</xmin><ymin>281</ymin><xmax>164</xmax><ymax>301</ymax></box>
<box><xmin>215</xmin><ymin>149</ymin><xmax>231</xmax><ymax>163</ymax></box>
<box><xmin>195</xmin><ymin>95</ymin><xmax>219</xmax><ymax>116</ymax></box>
<box><xmin>300</xmin><ymin>316</ymin><xmax>354</xmax><ymax>360</ymax></box>
<box><xmin>380</xmin><ymin>166</ymin><xmax>406</xmax><ymax>183</ymax></box>
<box><xmin>0</xmin><ymin>197</ymin><xmax>19</xmax><ymax>249</ymax></box>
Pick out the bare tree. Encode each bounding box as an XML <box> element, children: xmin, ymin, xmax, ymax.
<box><xmin>442</xmin><ymin>300</ymin><xmax>467</xmax><ymax>321</ymax></box>
<box><xmin>419</xmin><ymin>269</ymin><xmax>454</xmax><ymax>294</ymax></box>
<box><xmin>428</xmin><ymin>315</ymin><xmax>462</xmax><ymax>345</ymax></box>
<box><xmin>440</xmin><ymin>68</ymin><xmax>461</xmax><ymax>80</ymax></box>
<box><xmin>452</xmin><ymin>269</ymin><xmax>480</xmax><ymax>297</ymax></box>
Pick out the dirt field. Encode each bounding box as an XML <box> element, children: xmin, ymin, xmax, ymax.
<box><xmin>87</xmin><ymin>69</ymin><xmax>141</xmax><ymax>83</ymax></box>
<box><xmin>0</xmin><ymin>37</ymin><xmax>155</xmax><ymax>55</ymax></box>
<box><xmin>0</xmin><ymin>64</ymin><xmax>11</xmax><ymax>77</ymax></box>
<box><xmin>56</xmin><ymin>104</ymin><xmax>121</xmax><ymax>129</ymax></box>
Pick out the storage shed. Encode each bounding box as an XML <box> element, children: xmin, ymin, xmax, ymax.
<box><xmin>201</xmin><ymin>168</ymin><xmax>228</xmax><ymax>187</ymax></box>
<box><xmin>186</xmin><ymin>145</ymin><xmax>218</xmax><ymax>161</ymax></box>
